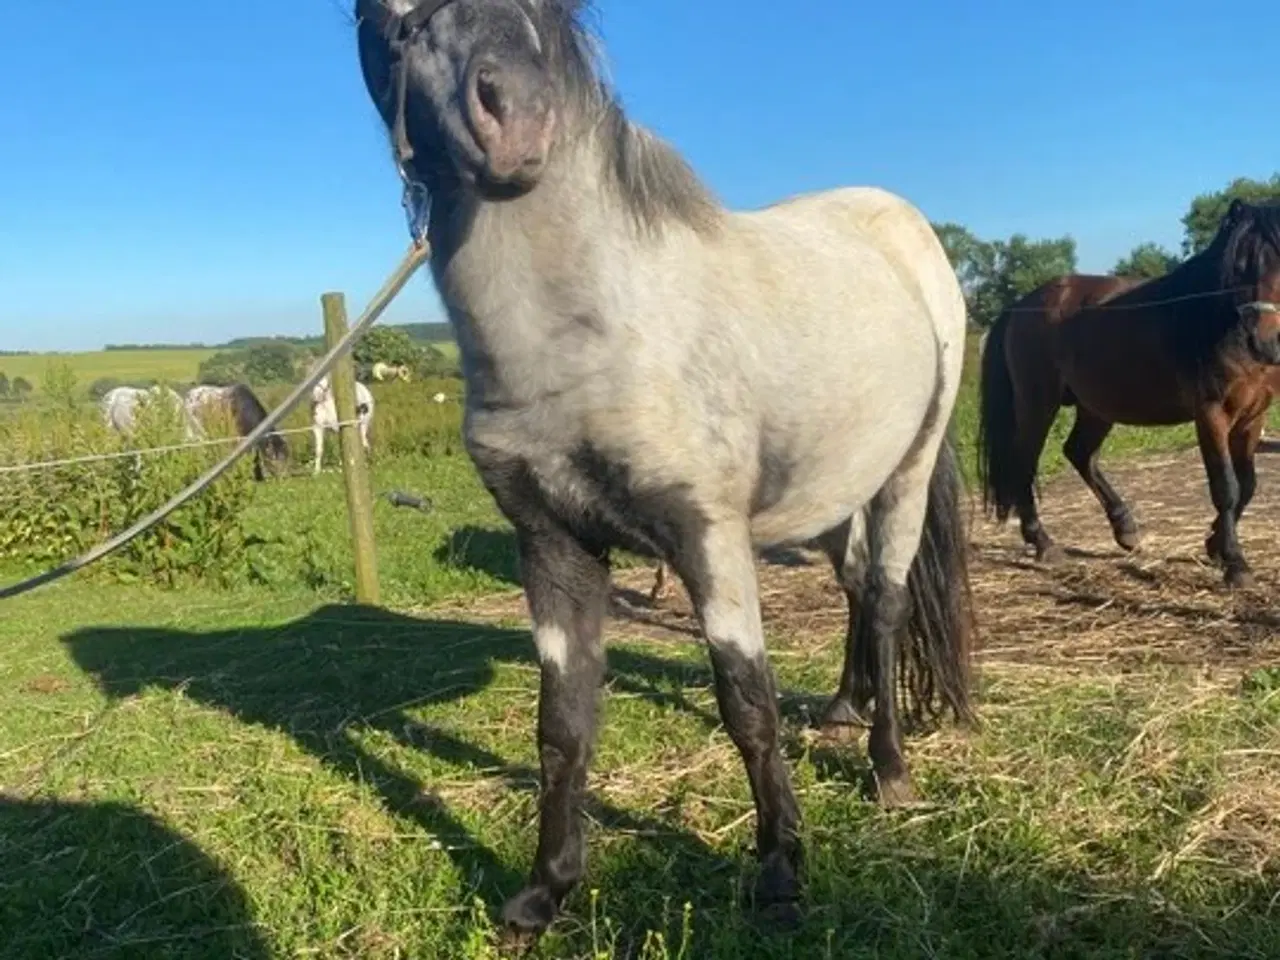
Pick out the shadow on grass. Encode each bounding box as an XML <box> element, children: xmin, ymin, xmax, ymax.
<box><xmin>433</xmin><ymin>529</ymin><xmax>814</xmax><ymax>589</ymax></box>
<box><xmin>58</xmin><ymin>607</ymin><xmax>1280</xmax><ymax>958</ymax></box>
<box><xmin>0</xmin><ymin>797</ymin><xmax>270</xmax><ymax>960</ymax></box>
<box><xmin>61</xmin><ymin>607</ymin><xmax>733</xmax><ymax>937</ymax></box>
<box><xmin>432</xmin><ymin>526</ymin><xmax>521</xmax><ymax>585</ymax></box>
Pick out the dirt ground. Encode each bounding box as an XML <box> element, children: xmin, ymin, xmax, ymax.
<box><xmin>441</xmin><ymin>446</ymin><xmax>1280</xmax><ymax>674</ymax></box>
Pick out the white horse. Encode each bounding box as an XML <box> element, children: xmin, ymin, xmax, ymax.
<box><xmin>310</xmin><ymin>374</ymin><xmax>374</xmax><ymax>474</ymax></box>
<box><xmin>101</xmin><ymin>385</ymin><xmax>196</xmax><ymax>439</ymax></box>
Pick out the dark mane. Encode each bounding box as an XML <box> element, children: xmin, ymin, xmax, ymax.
<box><xmin>1216</xmin><ymin>201</ymin><xmax>1280</xmax><ymax>289</ymax></box>
<box><xmin>526</xmin><ymin>0</ymin><xmax>724</xmax><ymax>235</ymax></box>
<box><xmin>1103</xmin><ymin>201</ymin><xmax>1280</xmax><ymax>380</ymax></box>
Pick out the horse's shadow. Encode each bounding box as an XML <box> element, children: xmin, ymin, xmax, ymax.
<box><xmin>434</xmin><ymin>527</ymin><xmax>815</xmax><ymax>588</ymax></box>
<box><xmin>0</xmin><ymin>797</ymin><xmax>270</xmax><ymax>959</ymax></box>
<box><xmin>61</xmin><ymin>605</ymin><xmax>739</xmax><ymax>926</ymax></box>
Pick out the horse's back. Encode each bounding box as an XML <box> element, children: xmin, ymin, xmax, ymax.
<box><xmin>702</xmin><ymin>187</ymin><xmax>967</xmax><ymax>543</ymax></box>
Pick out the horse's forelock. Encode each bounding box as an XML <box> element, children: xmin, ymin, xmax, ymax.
<box><xmin>1216</xmin><ymin>202</ymin><xmax>1280</xmax><ymax>289</ymax></box>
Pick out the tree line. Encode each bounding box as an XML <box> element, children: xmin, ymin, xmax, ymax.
<box><xmin>99</xmin><ymin>322</ymin><xmax>456</xmax><ymax>355</ymax></box>
<box><xmin>934</xmin><ymin>173</ymin><xmax>1280</xmax><ymax>328</ymax></box>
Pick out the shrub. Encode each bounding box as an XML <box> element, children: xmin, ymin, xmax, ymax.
<box><xmin>198</xmin><ymin>343</ymin><xmax>303</xmax><ymax>387</ymax></box>
<box><xmin>354</xmin><ymin>327</ymin><xmax>419</xmax><ymax>369</ymax></box>
<box><xmin>88</xmin><ymin>377</ymin><xmax>125</xmax><ymax>401</ymax></box>
<box><xmin>0</xmin><ymin>394</ymin><xmax>257</xmax><ymax>588</ymax></box>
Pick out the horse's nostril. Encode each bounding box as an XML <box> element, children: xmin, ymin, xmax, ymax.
<box><xmin>475</xmin><ymin>68</ymin><xmax>505</xmax><ymax>123</ymax></box>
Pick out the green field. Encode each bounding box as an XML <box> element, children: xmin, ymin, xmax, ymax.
<box><xmin>2</xmin><ymin>339</ymin><xmax>1279</xmax><ymax>958</ymax></box>
<box><xmin>0</xmin><ymin>348</ymin><xmax>216</xmax><ymax>395</ymax></box>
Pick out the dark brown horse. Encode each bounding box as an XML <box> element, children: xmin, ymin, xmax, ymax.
<box><xmin>979</xmin><ymin>199</ymin><xmax>1280</xmax><ymax>587</ymax></box>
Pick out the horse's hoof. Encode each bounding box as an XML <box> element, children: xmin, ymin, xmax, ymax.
<box><xmin>755</xmin><ymin>897</ymin><xmax>804</xmax><ymax>930</ymax></box>
<box><xmin>818</xmin><ymin>697</ymin><xmax>869</xmax><ymax>741</ymax></box>
<box><xmin>1036</xmin><ymin>543</ymin><xmax>1065</xmax><ymax>565</ymax></box>
<box><xmin>1224</xmin><ymin>566</ymin><xmax>1254</xmax><ymax>590</ymax></box>
<box><xmin>501</xmin><ymin>885</ymin><xmax>559</xmax><ymax>941</ymax></box>
<box><xmin>873</xmin><ymin>770</ymin><xmax>919</xmax><ymax>809</ymax></box>
<box><xmin>1113</xmin><ymin>522</ymin><xmax>1141</xmax><ymax>553</ymax></box>
<box><xmin>751</xmin><ymin>852</ymin><xmax>803</xmax><ymax>929</ymax></box>
<box><xmin>1205</xmin><ymin>535</ymin><xmax>1225</xmax><ymax>566</ymax></box>
<box><xmin>497</xmin><ymin>928</ymin><xmax>539</xmax><ymax>957</ymax></box>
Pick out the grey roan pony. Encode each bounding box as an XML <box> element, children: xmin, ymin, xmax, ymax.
<box><xmin>355</xmin><ymin>0</ymin><xmax>975</xmax><ymax>938</ymax></box>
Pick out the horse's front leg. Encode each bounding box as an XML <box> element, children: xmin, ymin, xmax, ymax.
<box><xmin>500</xmin><ymin>523</ymin><xmax>611</xmax><ymax>938</ymax></box>
<box><xmin>312</xmin><ymin>424</ymin><xmax>323</xmax><ymax>475</ymax></box>
<box><xmin>683</xmin><ymin>521</ymin><xmax>802</xmax><ymax>922</ymax></box>
<box><xmin>1196</xmin><ymin>404</ymin><xmax>1251</xmax><ymax>587</ymax></box>
<box><xmin>1229</xmin><ymin>415</ymin><xmax>1266</xmax><ymax>522</ymax></box>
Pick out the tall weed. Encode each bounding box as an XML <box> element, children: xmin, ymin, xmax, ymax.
<box><xmin>0</xmin><ymin>369</ymin><xmax>256</xmax><ymax>587</ymax></box>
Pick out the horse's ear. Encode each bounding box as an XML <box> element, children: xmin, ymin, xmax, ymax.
<box><xmin>1226</xmin><ymin>198</ymin><xmax>1248</xmax><ymax>222</ymax></box>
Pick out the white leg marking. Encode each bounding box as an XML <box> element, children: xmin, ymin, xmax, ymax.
<box><xmin>696</xmin><ymin>524</ymin><xmax>766</xmax><ymax>658</ymax></box>
<box><xmin>534</xmin><ymin>623</ymin><xmax>570</xmax><ymax>671</ymax></box>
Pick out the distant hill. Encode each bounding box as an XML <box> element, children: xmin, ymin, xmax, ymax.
<box><xmin>97</xmin><ymin>322</ymin><xmax>455</xmax><ymax>353</ymax></box>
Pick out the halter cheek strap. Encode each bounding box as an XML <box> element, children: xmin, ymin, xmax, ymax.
<box><xmin>387</xmin><ymin>0</ymin><xmax>456</xmax><ymax>170</ymax></box>
<box><xmin>375</xmin><ymin>0</ymin><xmax>456</xmax><ymax>244</ymax></box>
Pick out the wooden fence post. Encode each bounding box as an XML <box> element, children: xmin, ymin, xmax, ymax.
<box><xmin>322</xmin><ymin>291</ymin><xmax>380</xmax><ymax>606</ymax></box>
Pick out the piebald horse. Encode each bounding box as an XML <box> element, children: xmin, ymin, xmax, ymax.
<box><xmin>184</xmin><ymin>384</ymin><xmax>291</xmax><ymax>480</ymax></box>
<box><xmin>100</xmin><ymin>385</ymin><xmax>196</xmax><ymax>439</ymax></box>
<box><xmin>355</xmin><ymin>0</ymin><xmax>974</xmax><ymax>937</ymax></box>
<box><xmin>310</xmin><ymin>374</ymin><xmax>375</xmax><ymax>474</ymax></box>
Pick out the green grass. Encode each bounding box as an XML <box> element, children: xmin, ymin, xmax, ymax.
<box><xmin>3</xmin><ymin>333</ymin><xmax>1280</xmax><ymax>957</ymax></box>
<box><xmin>2</xmin><ymin>573</ymin><xmax>1277</xmax><ymax>958</ymax></box>
<box><xmin>0</xmin><ymin>349</ymin><xmax>216</xmax><ymax>396</ymax></box>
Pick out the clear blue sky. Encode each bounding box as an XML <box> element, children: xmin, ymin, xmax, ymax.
<box><xmin>2</xmin><ymin>0</ymin><xmax>1277</xmax><ymax>352</ymax></box>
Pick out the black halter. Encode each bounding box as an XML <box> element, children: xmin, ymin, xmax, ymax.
<box><xmin>387</xmin><ymin>0</ymin><xmax>455</xmax><ymax>170</ymax></box>
<box><xmin>380</xmin><ymin>0</ymin><xmax>456</xmax><ymax>243</ymax></box>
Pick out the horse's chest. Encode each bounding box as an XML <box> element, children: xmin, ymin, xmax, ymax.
<box><xmin>466</xmin><ymin>413</ymin><xmax>677</xmax><ymax>559</ymax></box>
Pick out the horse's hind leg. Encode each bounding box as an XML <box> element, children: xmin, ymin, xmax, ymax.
<box><xmin>648</xmin><ymin>560</ymin><xmax>674</xmax><ymax>604</ymax></box>
<box><xmin>1063</xmin><ymin>409</ymin><xmax>1139</xmax><ymax>551</ymax></box>
<box><xmin>848</xmin><ymin>455</ymin><xmax>943</xmax><ymax>809</ymax></box>
<box><xmin>815</xmin><ymin>512</ymin><xmax>872</xmax><ymax>734</ymax></box>
<box><xmin>683</xmin><ymin>520</ymin><xmax>801</xmax><ymax>921</ymax></box>
<box><xmin>1013</xmin><ymin>402</ymin><xmax>1062</xmax><ymax>562</ymax></box>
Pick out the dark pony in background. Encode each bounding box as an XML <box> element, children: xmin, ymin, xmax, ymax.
<box><xmin>979</xmin><ymin>200</ymin><xmax>1280</xmax><ymax>586</ymax></box>
<box><xmin>184</xmin><ymin>384</ymin><xmax>290</xmax><ymax>481</ymax></box>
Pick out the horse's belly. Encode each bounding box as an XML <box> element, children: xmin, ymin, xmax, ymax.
<box><xmin>747</xmin><ymin>426</ymin><xmax>913</xmax><ymax>547</ymax></box>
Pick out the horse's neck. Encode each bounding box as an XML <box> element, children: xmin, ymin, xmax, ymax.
<box><xmin>430</xmin><ymin>140</ymin><xmax>649</xmax><ymax>408</ymax></box>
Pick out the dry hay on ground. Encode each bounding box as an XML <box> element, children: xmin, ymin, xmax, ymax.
<box><xmin>427</xmin><ymin>447</ymin><xmax>1280</xmax><ymax>888</ymax></box>
<box><xmin>437</xmin><ymin>447</ymin><xmax>1279</xmax><ymax>674</ymax></box>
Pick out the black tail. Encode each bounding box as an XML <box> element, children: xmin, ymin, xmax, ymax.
<box><xmin>901</xmin><ymin>434</ymin><xmax>976</xmax><ymax>727</ymax></box>
<box><xmin>976</xmin><ymin>313</ymin><xmax>1022</xmax><ymax>523</ymax></box>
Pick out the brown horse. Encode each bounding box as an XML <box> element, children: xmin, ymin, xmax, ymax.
<box><xmin>979</xmin><ymin>199</ymin><xmax>1280</xmax><ymax>587</ymax></box>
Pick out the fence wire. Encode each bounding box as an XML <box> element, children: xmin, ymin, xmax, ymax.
<box><xmin>0</xmin><ymin>421</ymin><xmax>363</xmax><ymax>476</ymax></box>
